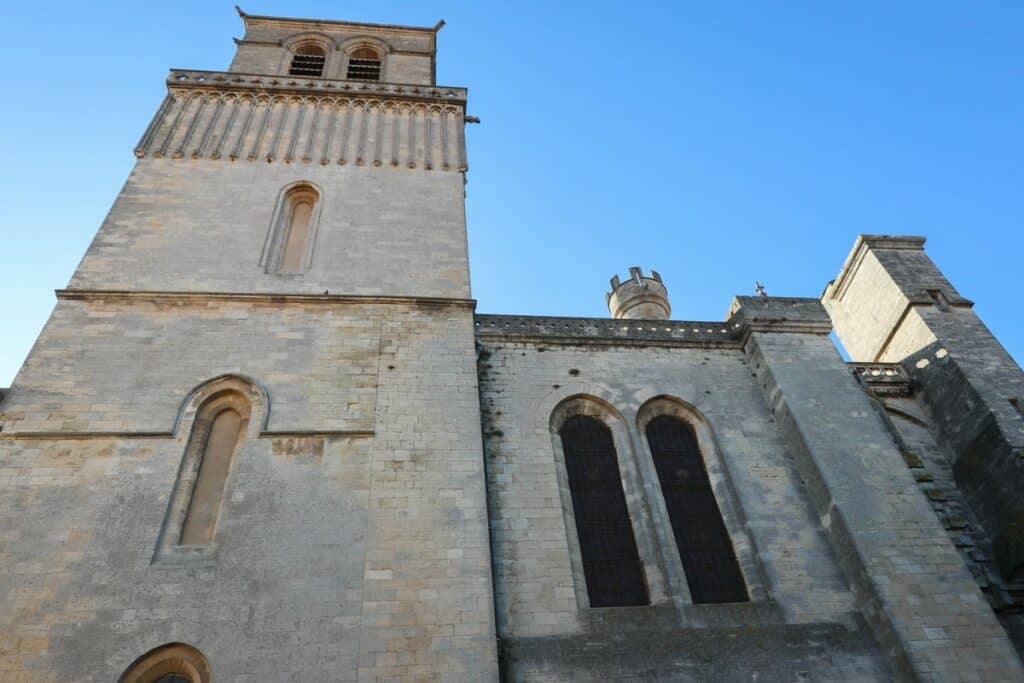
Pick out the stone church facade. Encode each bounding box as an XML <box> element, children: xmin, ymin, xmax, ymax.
<box><xmin>1</xmin><ymin>9</ymin><xmax>1023</xmax><ymax>682</ymax></box>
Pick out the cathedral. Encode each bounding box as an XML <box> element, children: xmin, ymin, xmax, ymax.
<box><xmin>2</xmin><ymin>8</ymin><xmax>1024</xmax><ymax>682</ymax></box>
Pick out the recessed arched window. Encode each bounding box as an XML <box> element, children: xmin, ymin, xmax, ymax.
<box><xmin>179</xmin><ymin>395</ymin><xmax>248</xmax><ymax>546</ymax></box>
<box><xmin>645</xmin><ymin>415</ymin><xmax>748</xmax><ymax>604</ymax></box>
<box><xmin>289</xmin><ymin>43</ymin><xmax>327</xmax><ymax>77</ymax></box>
<box><xmin>262</xmin><ymin>183</ymin><xmax>322</xmax><ymax>274</ymax></box>
<box><xmin>163</xmin><ymin>389</ymin><xmax>251</xmax><ymax>548</ymax></box>
<box><xmin>154</xmin><ymin>376</ymin><xmax>265</xmax><ymax>563</ymax></box>
<box><xmin>560</xmin><ymin>414</ymin><xmax>648</xmax><ymax>607</ymax></box>
<box><xmin>280</xmin><ymin>187</ymin><xmax>316</xmax><ymax>272</ymax></box>
<box><xmin>118</xmin><ymin>643</ymin><xmax>210</xmax><ymax>683</ymax></box>
<box><xmin>346</xmin><ymin>47</ymin><xmax>382</xmax><ymax>81</ymax></box>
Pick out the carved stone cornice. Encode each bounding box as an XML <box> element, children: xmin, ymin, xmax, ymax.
<box><xmin>236</xmin><ymin>7</ymin><xmax>442</xmax><ymax>38</ymax></box>
<box><xmin>167</xmin><ymin>69</ymin><xmax>466</xmax><ymax>106</ymax></box>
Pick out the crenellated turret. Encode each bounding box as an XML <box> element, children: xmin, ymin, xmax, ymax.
<box><xmin>606</xmin><ymin>267</ymin><xmax>671</xmax><ymax>320</ymax></box>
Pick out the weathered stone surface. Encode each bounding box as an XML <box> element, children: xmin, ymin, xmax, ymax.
<box><xmin>2</xmin><ymin>7</ymin><xmax>1024</xmax><ymax>683</ymax></box>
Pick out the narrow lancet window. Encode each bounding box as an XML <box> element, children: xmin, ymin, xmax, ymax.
<box><xmin>263</xmin><ymin>184</ymin><xmax>320</xmax><ymax>274</ymax></box>
<box><xmin>281</xmin><ymin>194</ymin><xmax>314</xmax><ymax>272</ymax></box>
<box><xmin>560</xmin><ymin>414</ymin><xmax>648</xmax><ymax>607</ymax></box>
<box><xmin>179</xmin><ymin>406</ymin><xmax>243</xmax><ymax>545</ymax></box>
<box><xmin>646</xmin><ymin>415</ymin><xmax>748</xmax><ymax>603</ymax></box>
<box><xmin>176</xmin><ymin>392</ymin><xmax>250</xmax><ymax>547</ymax></box>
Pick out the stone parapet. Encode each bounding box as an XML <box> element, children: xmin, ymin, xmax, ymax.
<box><xmin>849</xmin><ymin>362</ymin><xmax>913</xmax><ymax>397</ymax></box>
<box><xmin>474</xmin><ymin>314</ymin><xmax>740</xmax><ymax>348</ymax></box>
<box><xmin>727</xmin><ymin>296</ymin><xmax>833</xmax><ymax>338</ymax></box>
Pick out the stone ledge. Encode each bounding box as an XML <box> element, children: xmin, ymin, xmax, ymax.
<box><xmin>56</xmin><ymin>289</ymin><xmax>476</xmax><ymax>308</ymax></box>
<box><xmin>167</xmin><ymin>69</ymin><xmax>467</xmax><ymax>104</ymax></box>
<box><xmin>499</xmin><ymin>616</ymin><xmax>885</xmax><ymax>681</ymax></box>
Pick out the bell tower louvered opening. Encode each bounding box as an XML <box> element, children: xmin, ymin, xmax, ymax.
<box><xmin>346</xmin><ymin>47</ymin><xmax>381</xmax><ymax>81</ymax></box>
<box><xmin>289</xmin><ymin>44</ymin><xmax>326</xmax><ymax>77</ymax></box>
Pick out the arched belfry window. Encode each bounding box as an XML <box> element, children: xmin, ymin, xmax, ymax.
<box><xmin>645</xmin><ymin>415</ymin><xmax>748</xmax><ymax>604</ymax></box>
<box><xmin>346</xmin><ymin>46</ymin><xmax>382</xmax><ymax>81</ymax></box>
<box><xmin>118</xmin><ymin>643</ymin><xmax>210</xmax><ymax>683</ymax></box>
<box><xmin>261</xmin><ymin>183</ymin><xmax>322</xmax><ymax>274</ymax></box>
<box><xmin>560</xmin><ymin>414</ymin><xmax>648</xmax><ymax>607</ymax></box>
<box><xmin>289</xmin><ymin>43</ymin><xmax>327</xmax><ymax>77</ymax></box>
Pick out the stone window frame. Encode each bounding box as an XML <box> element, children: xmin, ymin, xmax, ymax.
<box><xmin>340</xmin><ymin>36</ymin><xmax>391</xmax><ymax>83</ymax></box>
<box><xmin>118</xmin><ymin>642</ymin><xmax>210</xmax><ymax>683</ymax></box>
<box><xmin>280</xmin><ymin>32</ymin><xmax>339</xmax><ymax>78</ymax></box>
<box><xmin>548</xmin><ymin>395</ymin><xmax>669</xmax><ymax>610</ymax></box>
<box><xmin>259</xmin><ymin>181</ymin><xmax>324</xmax><ymax>276</ymax></box>
<box><xmin>635</xmin><ymin>396</ymin><xmax>767</xmax><ymax>605</ymax></box>
<box><xmin>153</xmin><ymin>375</ymin><xmax>269</xmax><ymax>565</ymax></box>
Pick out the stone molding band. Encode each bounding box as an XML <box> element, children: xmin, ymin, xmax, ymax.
<box><xmin>0</xmin><ymin>430</ymin><xmax>375</xmax><ymax>441</ymax></box>
<box><xmin>55</xmin><ymin>289</ymin><xmax>477</xmax><ymax>309</ymax></box>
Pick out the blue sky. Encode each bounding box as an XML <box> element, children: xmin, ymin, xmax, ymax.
<box><xmin>1</xmin><ymin>2</ymin><xmax>1021</xmax><ymax>385</ymax></box>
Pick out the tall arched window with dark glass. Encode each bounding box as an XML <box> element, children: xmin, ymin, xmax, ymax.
<box><xmin>560</xmin><ymin>414</ymin><xmax>648</xmax><ymax>607</ymax></box>
<box><xmin>645</xmin><ymin>415</ymin><xmax>748</xmax><ymax>603</ymax></box>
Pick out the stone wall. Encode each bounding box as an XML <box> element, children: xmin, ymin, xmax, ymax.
<box><xmin>70</xmin><ymin>158</ymin><xmax>470</xmax><ymax>300</ymax></box>
<box><xmin>825</xmin><ymin>235</ymin><xmax>1024</xmax><ymax>663</ymax></box>
<box><xmin>0</xmin><ymin>299</ymin><xmax>498</xmax><ymax>681</ymax></box>
<box><xmin>733</xmin><ymin>295</ymin><xmax>1024</xmax><ymax>681</ymax></box>
<box><xmin>475</xmin><ymin>314</ymin><xmax>890</xmax><ymax>680</ymax></box>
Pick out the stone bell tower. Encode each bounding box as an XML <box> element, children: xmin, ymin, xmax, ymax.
<box><xmin>0</xmin><ymin>8</ymin><xmax>497</xmax><ymax>681</ymax></box>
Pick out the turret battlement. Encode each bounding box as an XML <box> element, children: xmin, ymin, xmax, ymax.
<box><xmin>606</xmin><ymin>266</ymin><xmax>671</xmax><ymax>320</ymax></box>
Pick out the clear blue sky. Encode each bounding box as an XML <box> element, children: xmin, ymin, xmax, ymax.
<box><xmin>1</xmin><ymin>2</ymin><xmax>1021</xmax><ymax>385</ymax></box>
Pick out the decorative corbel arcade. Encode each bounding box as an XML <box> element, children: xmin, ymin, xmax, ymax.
<box><xmin>134</xmin><ymin>70</ymin><xmax>469</xmax><ymax>172</ymax></box>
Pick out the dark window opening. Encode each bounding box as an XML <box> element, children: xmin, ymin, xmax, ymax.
<box><xmin>1011</xmin><ymin>397</ymin><xmax>1024</xmax><ymax>419</ymax></box>
<box><xmin>646</xmin><ymin>415</ymin><xmax>748</xmax><ymax>604</ymax></box>
<box><xmin>289</xmin><ymin>46</ymin><xmax>326</xmax><ymax>77</ymax></box>
<box><xmin>155</xmin><ymin>676</ymin><xmax>193</xmax><ymax>683</ymax></box>
<box><xmin>926</xmin><ymin>288</ymin><xmax>950</xmax><ymax>311</ymax></box>
<box><xmin>560</xmin><ymin>414</ymin><xmax>648</xmax><ymax>607</ymax></box>
<box><xmin>347</xmin><ymin>47</ymin><xmax>381</xmax><ymax>81</ymax></box>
